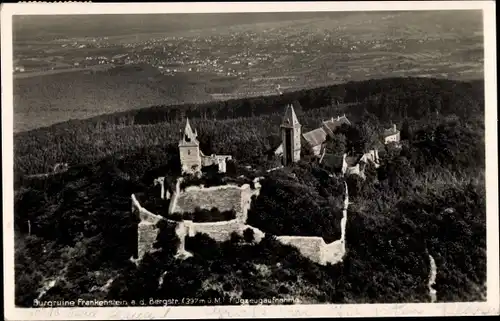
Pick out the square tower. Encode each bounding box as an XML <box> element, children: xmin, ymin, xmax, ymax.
<box><xmin>281</xmin><ymin>104</ymin><xmax>301</xmax><ymax>166</ymax></box>
<box><xmin>179</xmin><ymin>118</ymin><xmax>202</xmax><ymax>174</ymax></box>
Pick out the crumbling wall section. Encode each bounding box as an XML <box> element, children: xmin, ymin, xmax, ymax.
<box><xmin>428</xmin><ymin>254</ymin><xmax>437</xmax><ymax>303</ymax></box>
<box><xmin>275</xmin><ymin>182</ymin><xmax>349</xmax><ymax>266</ymax></box>
<box><xmin>182</xmin><ymin>219</ymin><xmax>265</xmax><ymax>243</ymax></box>
<box><xmin>154</xmin><ymin>177</ymin><xmax>171</xmax><ymax>200</ymax></box>
<box><xmin>131</xmin><ymin>194</ymin><xmax>165</xmax><ymax>260</ymax></box>
<box><xmin>276</xmin><ymin>236</ymin><xmax>325</xmax><ymax>263</ymax></box>
<box><xmin>172</xmin><ymin>184</ymin><xmax>243</xmax><ymax>215</ymax></box>
<box><xmin>201</xmin><ymin>154</ymin><xmax>233</xmax><ymax>173</ymax></box>
<box><xmin>167</xmin><ymin>177</ymin><xmax>183</xmax><ymax>214</ymax></box>
<box><xmin>133</xmin><ymin>178</ymin><xmax>347</xmax><ymax>268</ymax></box>
<box><xmin>169</xmin><ymin>178</ymin><xmax>262</xmax><ymax>222</ymax></box>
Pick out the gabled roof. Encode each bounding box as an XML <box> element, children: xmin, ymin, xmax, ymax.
<box><xmin>383</xmin><ymin>126</ymin><xmax>399</xmax><ymax>138</ymax></box>
<box><xmin>322</xmin><ymin>115</ymin><xmax>351</xmax><ymax>133</ymax></box>
<box><xmin>302</xmin><ymin>128</ymin><xmax>328</xmax><ymax>147</ymax></box>
<box><xmin>282</xmin><ymin>104</ymin><xmax>300</xmax><ymax>127</ymax></box>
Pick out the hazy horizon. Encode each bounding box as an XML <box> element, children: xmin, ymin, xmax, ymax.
<box><xmin>13</xmin><ymin>10</ymin><xmax>482</xmax><ymax>41</ymax></box>
<box><xmin>12</xmin><ymin>9</ymin><xmax>484</xmax><ymax>132</ymax></box>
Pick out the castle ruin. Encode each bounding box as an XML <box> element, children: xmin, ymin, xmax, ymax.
<box><xmin>275</xmin><ymin>105</ymin><xmax>352</xmax><ymax>159</ymax></box>
<box><xmin>131</xmin><ymin>178</ymin><xmax>350</xmax><ymax>266</ymax></box>
<box><xmin>179</xmin><ymin>118</ymin><xmax>232</xmax><ymax>175</ymax></box>
<box><xmin>276</xmin><ymin>105</ymin><xmax>383</xmax><ymax>179</ymax></box>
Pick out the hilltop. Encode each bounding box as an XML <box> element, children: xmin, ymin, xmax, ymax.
<box><xmin>13</xmin><ymin>77</ymin><xmax>486</xmax><ymax>305</ymax></box>
<box><xmin>14</xmin><ymin>77</ymin><xmax>483</xmax><ymax>176</ymax></box>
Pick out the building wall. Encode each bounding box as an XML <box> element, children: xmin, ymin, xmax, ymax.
<box><xmin>346</xmin><ymin>163</ymin><xmax>361</xmax><ymax>176</ymax></box>
<box><xmin>179</xmin><ymin>144</ymin><xmax>202</xmax><ymax>174</ymax></box>
<box><xmin>293</xmin><ymin>124</ymin><xmax>302</xmax><ymax>161</ymax></box>
<box><xmin>311</xmin><ymin>144</ymin><xmax>322</xmax><ymax>156</ymax></box>
<box><xmin>360</xmin><ymin>150</ymin><xmax>381</xmax><ymax>169</ymax></box>
<box><xmin>384</xmin><ymin>132</ymin><xmax>401</xmax><ymax>144</ymax></box>
<box><xmin>281</xmin><ymin>124</ymin><xmax>301</xmax><ymax>165</ymax></box>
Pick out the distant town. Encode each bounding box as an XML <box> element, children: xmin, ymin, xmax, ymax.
<box><xmin>15</xmin><ymin>22</ymin><xmax>479</xmax><ymax>86</ymax></box>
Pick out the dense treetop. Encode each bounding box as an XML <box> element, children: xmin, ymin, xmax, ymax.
<box><xmin>13</xmin><ymin>77</ymin><xmax>486</xmax><ymax>305</ymax></box>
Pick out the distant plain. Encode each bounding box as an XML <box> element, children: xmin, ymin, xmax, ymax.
<box><xmin>13</xmin><ymin>11</ymin><xmax>483</xmax><ymax>132</ymax></box>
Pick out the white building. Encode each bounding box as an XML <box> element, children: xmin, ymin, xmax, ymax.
<box><xmin>383</xmin><ymin>124</ymin><xmax>401</xmax><ymax>145</ymax></box>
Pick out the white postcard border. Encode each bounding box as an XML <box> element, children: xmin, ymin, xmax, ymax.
<box><xmin>2</xmin><ymin>1</ymin><xmax>498</xmax><ymax>319</ymax></box>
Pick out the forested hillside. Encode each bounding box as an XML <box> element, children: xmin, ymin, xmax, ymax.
<box><xmin>13</xmin><ymin>77</ymin><xmax>486</xmax><ymax>305</ymax></box>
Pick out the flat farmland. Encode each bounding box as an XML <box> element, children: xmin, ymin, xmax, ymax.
<box><xmin>13</xmin><ymin>10</ymin><xmax>483</xmax><ymax>132</ymax></box>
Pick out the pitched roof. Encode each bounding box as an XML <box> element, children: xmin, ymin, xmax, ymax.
<box><xmin>322</xmin><ymin>115</ymin><xmax>351</xmax><ymax>133</ymax></box>
<box><xmin>383</xmin><ymin>125</ymin><xmax>399</xmax><ymax>137</ymax></box>
<box><xmin>282</xmin><ymin>104</ymin><xmax>300</xmax><ymax>126</ymax></box>
<box><xmin>273</xmin><ymin>143</ymin><xmax>283</xmax><ymax>155</ymax></box>
<box><xmin>181</xmin><ymin>118</ymin><xmax>198</xmax><ymax>143</ymax></box>
<box><xmin>302</xmin><ymin>128</ymin><xmax>328</xmax><ymax>147</ymax></box>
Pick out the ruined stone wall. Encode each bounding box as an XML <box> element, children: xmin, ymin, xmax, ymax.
<box><xmin>201</xmin><ymin>155</ymin><xmax>232</xmax><ymax>173</ymax></box>
<box><xmin>321</xmin><ymin>239</ymin><xmax>345</xmax><ymax>265</ymax></box>
<box><xmin>154</xmin><ymin>177</ymin><xmax>171</xmax><ymax>200</ymax></box>
<box><xmin>133</xmin><ymin>178</ymin><xmax>347</xmax><ymax>267</ymax></box>
<box><xmin>171</xmin><ymin>185</ymin><xmax>243</xmax><ymax>216</ymax></box>
<box><xmin>137</xmin><ymin>222</ymin><xmax>161</xmax><ymax>260</ymax></box>
<box><xmin>275</xmin><ymin>233</ymin><xmax>346</xmax><ymax>266</ymax></box>
<box><xmin>132</xmin><ymin>194</ymin><xmax>164</xmax><ymax>224</ymax></box>
<box><xmin>131</xmin><ymin>195</ymin><xmax>165</xmax><ymax>260</ymax></box>
<box><xmin>275</xmin><ymin>181</ymin><xmax>348</xmax><ymax>266</ymax></box>
<box><xmin>167</xmin><ymin>177</ymin><xmax>182</xmax><ymax>215</ymax></box>
<box><xmin>182</xmin><ymin>219</ymin><xmax>265</xmax><ymax>243</ymax></box>
<box><xmin>276</xmin><ymin>236</ymin><xmax>324</xmax><ymax>263</ymax></box>
<box><xmin>170</xmin><ymin>179</ymin><xmax>261</xmax><ymax>220</ymax></box>
<box><xmin>428</xmin><ymin>254</ymin><xmax>437</xmax><ymax>302</ymax></box>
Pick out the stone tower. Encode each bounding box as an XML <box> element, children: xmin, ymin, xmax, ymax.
<box><xmin>281</xmin><ymin>104</ymin><xmax>301</xmax><ymax>166</ymax></box>
<box><xmin>179</xmin><ymin>118</ymin><xmax>202</xmax><ymax>175</ymax></box>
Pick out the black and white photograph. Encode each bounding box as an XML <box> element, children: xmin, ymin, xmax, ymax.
<box><xmin>2</xmin><ymin>1</ymin><xmax>499</xmax><ymax>319</ymax></box>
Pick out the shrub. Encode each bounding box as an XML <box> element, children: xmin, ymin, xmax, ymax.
<box><xmin>243</xmin><ymin>228</ymin><xmax>255</xmax><ymax>243</ymax></box>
